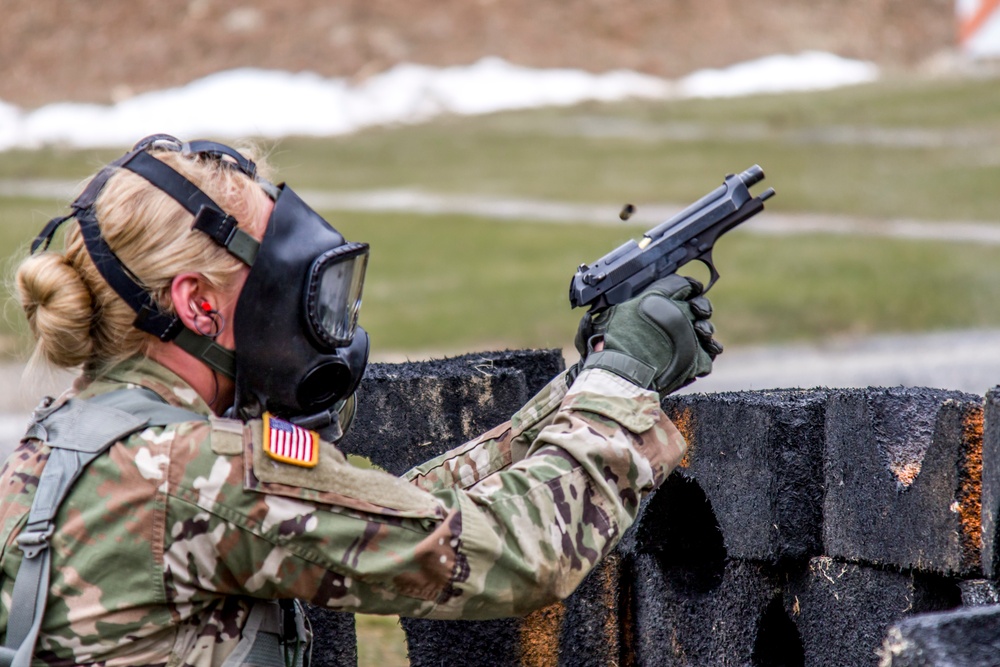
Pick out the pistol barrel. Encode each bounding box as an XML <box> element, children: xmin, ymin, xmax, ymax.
<box><xmin>739</xmin><ymin>165</ymin><xmax>765</xmax><ymax>187</ymax></box>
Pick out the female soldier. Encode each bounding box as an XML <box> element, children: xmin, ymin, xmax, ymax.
<box><xmin>0</xmin><ymin>135</ymin><xmax>719</xmax><ymax>666</ymax></box>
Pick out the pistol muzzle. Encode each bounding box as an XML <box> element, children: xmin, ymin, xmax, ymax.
<box><xmin>739</xmin><ymin>165</ymin><xmax>765</xmax><ymax>187</ymax></box>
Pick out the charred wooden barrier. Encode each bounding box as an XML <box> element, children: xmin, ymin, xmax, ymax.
<box><xmin>302</xmin><ymin>349</ymin><xmax>1000</xmax><ymax>667</ymax></box>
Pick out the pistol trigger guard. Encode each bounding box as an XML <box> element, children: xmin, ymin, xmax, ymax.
<box><xmin>695</xmin><ymin>252</ymin><xmax>720</xmax><ymax>292</ymax></box>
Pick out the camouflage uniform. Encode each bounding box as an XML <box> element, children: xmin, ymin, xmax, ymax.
<box><xmin>0</xmin><ymin>356</ymin><xmax>687</xmax><ymax>666</ymax></box>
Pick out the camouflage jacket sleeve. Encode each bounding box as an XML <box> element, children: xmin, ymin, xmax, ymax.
<box><xmin>409</xmin><ymin>367</ymin><xmax>687</xmax><ymax>617</ymax></box>
<box><xmin>403</xmin><ymin>369</ymin><xmax>573</xmax><ymax>492</ymax></box>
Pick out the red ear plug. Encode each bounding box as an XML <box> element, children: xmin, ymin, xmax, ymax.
<box><xmin>192</xmin><ymin>299</ymin><xmax>225</xmax><ymax>340</ymax></box>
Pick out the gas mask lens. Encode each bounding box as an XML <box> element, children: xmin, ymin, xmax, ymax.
<box><xmin>307</xmin><ymin>242</ymin><xmax>369</xmax><ymax>348</ymax></box>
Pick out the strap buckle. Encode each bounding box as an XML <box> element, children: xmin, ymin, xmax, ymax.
<box><xmin>280</xmin><ymin>600</ymin><xmax>310</xmax><ymax>644</ymax></box>
<box><xmin>16</xmin><ymin>524</ymin><xmax>55</xmax><ymax>559</ymax></box>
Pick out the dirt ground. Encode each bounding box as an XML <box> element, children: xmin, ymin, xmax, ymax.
<box><xmin>3</xmin><ymin>0</ymin><xmax>958</xmax><ymax>108</ymax></box>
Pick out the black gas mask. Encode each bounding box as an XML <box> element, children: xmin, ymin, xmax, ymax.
<box><xmin>31</xmin><ymin>134</ymin><xmax>369</xmax><ymax>440</ymax></box>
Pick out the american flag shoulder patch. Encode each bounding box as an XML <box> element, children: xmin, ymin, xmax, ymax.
<box><xmin>263</xmin><ymin>412</ymin><xmax>320</xmax><ymax>468</ymax></box>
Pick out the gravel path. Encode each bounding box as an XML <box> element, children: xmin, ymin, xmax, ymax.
<box><xmin>6</xmin><ymin>179</ymin><xmax>1000</xmax><ymax>245</ymax></box>
<box><xmin>677</xmin><ymin>328</ymin><xmax>1000</xmax><ymax>397</ymax></box>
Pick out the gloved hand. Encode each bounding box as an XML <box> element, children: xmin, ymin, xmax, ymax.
<box><xmin>574</xmin><ymin>306</ymin><xmax>608</xmax><ymax>361</ymax></box>
<box><xmin>577</xmin><ymin>275</ymin><xmax>722</xmax><ymax>396</ymax></box>
<box><xmin>564</xmin><ymin>298</ymin><xmax>611</xmax><ymax>386</ymax></box>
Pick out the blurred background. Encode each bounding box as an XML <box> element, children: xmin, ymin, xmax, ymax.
<box><xmin>4</xmin><ymin>0</ymin><xmax>1000</xmax><ymax>404</ymax></box>
<box><xmin>2</xmin><ymin>1</ymin><xmax>1000</xmax><ymax>397</ymax></box>
<box><xmin>2</xmin><ymin>1</ymin><xmax>1000</xmax><ymax>662</ymax></box>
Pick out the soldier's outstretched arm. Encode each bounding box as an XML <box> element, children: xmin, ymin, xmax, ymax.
<box><xmin>157</xmin><ymin>367</ymin><xmax>684</xmax><ymax>620</ymax></box>
<box><xmin>423</xmin><ymin>366</ymin><xmax>687</xmax><ymax>617</ymax></box>
<box><xmin>403</xmin><ymin>369</ymin><xmax>574</xmax><ymax>493</ymax></box>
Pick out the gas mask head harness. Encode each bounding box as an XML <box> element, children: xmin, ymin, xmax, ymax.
<box><xmin>31</xmin><ymin>134</ymin><xmax>370</xmax><ymax>440</ymax></box>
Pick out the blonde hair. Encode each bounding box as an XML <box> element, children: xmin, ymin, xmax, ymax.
<box><xmin>16</xmin><ymin>143</ymin><xmax>273</xmax><ymax>376</ymax></box>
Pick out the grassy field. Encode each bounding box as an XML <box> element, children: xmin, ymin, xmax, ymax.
<box><xmin>2</xmin><ymin>74</ymin><xmax>999</xmax><ymax>363</ymax></box>
<box><xmin>355</xmin><ymin>615</ymin><xmax>409</xmax><ymax>666</ymax></box>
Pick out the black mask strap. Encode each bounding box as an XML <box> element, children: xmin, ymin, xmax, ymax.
<box><xmin>183</xmin><ymin>140</ymin><xmax>258</xmax><ymax>178</ymax></box>
<box><xmin>30</xmin><ymin>148</ymin><xmax>135</xmax><ymax>253</ymax></box>
<box><xmin>121</xmin><ymin>151</ymin><xmax>260</xmax><ymax>266</ymax></box>
<box><xmin>75</xmin><ymin>204</ymin><xmax>184</xmax><ymax>342</ymax></box>
<box><xmin>31</xmin><ymin>213</ymin><xmax>74</xmax><ymax>253</ymax></box>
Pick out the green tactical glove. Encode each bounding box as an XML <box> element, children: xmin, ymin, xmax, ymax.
<box><xmin>578</xmin><ymin>275</ymin><xmax>722</xmax><ymax>396</ymax></box>
<box><xmin>565</xmin><ymin>299</ymin><xmax>611</xmax><ymax>386</ymax></box>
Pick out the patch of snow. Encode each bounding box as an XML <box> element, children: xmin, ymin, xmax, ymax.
<box><xmin>0</xmin><ymin>52</ymin><xmax>878</xmax><ymax>151</ymax></box>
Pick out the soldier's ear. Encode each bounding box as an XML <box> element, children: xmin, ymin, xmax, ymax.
<box><xmin>169</xmin><ymin>273</ymin><xmax>220</xmax><ymax>331</ymax></box>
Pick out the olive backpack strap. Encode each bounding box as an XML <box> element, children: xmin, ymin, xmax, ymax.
<box><xmin>0</xmin><ymin>389</ymin><xmax>205</xmax><ymax>667</ymax></box>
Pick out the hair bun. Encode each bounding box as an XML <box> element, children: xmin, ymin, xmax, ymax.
<box><xmin>16</xmin><ymin>252</ymin><xmax>95</xmax><ymax>368</ymax></box>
